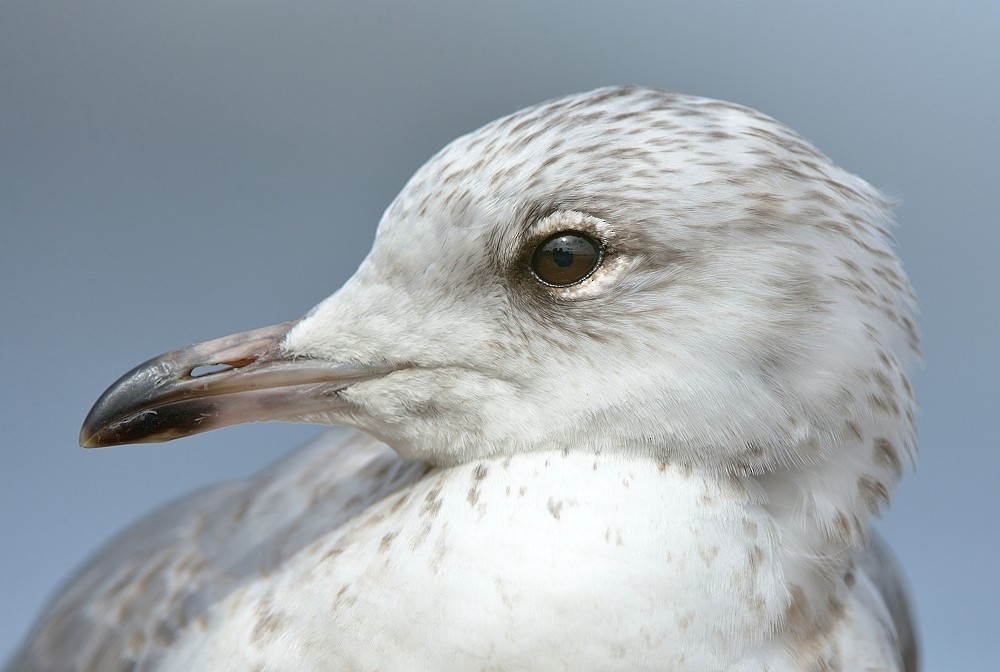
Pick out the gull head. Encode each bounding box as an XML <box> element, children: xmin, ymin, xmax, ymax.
<box><xmin>82</xmin><ymin>86</ymin><xmax>918</xmax><ymax>484</ymax></box>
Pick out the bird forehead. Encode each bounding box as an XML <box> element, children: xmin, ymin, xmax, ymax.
<box><xmin>381</xmin><ymin>86</ymin><xmax>833</xmax><ymax>239</ymax></box>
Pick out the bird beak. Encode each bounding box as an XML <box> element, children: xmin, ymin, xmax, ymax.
<box><xmin>80</xmin><ymin>320</ymin><xmax>391</xmax><ymax>448</ymax></box>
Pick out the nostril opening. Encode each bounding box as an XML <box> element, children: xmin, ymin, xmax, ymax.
<box><xmin>190</xmin><ymin>363</ymin><xmax>235</xmax><ymax>378</ymax></box>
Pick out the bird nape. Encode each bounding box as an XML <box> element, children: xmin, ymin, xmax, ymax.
<box><xmin>9</xmin><ymin>86</ymin><xmax>919</xmax><ymax>672</ymax></box>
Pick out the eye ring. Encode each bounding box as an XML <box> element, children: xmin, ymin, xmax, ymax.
<box><xmin>530</xmin><ymin>230</ymin><xmax>603</xmax><ymax>287</ymax></box>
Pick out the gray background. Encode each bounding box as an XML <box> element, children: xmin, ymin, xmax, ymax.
<box><xmin>2</xmin><ymin>2</ymin><xmax>997</xmax><ymax>668</ymax></box>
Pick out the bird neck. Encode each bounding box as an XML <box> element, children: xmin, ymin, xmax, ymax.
<box><xmin>748</xmin><ymin>427</ymin><xmax>902</xmax><ymax>640</ymax></box>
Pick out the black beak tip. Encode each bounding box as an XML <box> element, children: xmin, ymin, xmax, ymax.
<box><xmin>79</xmin><ymin>425</ymin><xmax>100</xmax><ymax>449</ymax></box>
<box><xmin>77</xmin><ymin>357</ymin><xmax>189</xmax><ymax>448</ymax></box>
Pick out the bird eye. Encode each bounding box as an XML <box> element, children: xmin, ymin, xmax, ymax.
<box><xmin>530</xmin><ymin>231</ymin><xmax>602</xmax><ymax>287</ymax></box>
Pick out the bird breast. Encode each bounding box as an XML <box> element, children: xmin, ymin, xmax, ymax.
<box><xmin>158</xmin><ymin>444</ymin><xmax>790</xmax><ymax>671</ymax></box>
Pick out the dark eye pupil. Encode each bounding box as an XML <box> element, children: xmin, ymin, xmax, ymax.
<box><xmin>552</xmin><ymin>247</ymin><xmax>574</xmax><ymax>267</ymax></box>
<box><xmin>530</xmin><ymin>231</ymin><xmax>602</xmax><ymax>287</ymax></box>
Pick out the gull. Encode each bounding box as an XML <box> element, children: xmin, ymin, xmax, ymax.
<box><xmin>8</xmin><ymin>86</ymin><xmax>919</xmax><ymax>671</ymax></box>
